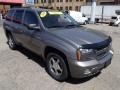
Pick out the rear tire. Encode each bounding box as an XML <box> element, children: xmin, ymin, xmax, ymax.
<box><xmin>83</xmin><ymin>21</ymin><xmax>87</xmax><ymax>25</ymax></box>
<box><xmin>46</xmin><ymin>53</ymin><xmax>68</xmax><ymax>81</ymax></box>
<box><xmin>8</xmin><ymin>34</ymin><xmax>17</xmax><ymax>50</ymax></box>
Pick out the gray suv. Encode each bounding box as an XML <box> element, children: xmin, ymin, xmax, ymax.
<box><xmin>3</xmin><ymin>7</ymin><xmax>113</xmax><ymax>81</ymax></box>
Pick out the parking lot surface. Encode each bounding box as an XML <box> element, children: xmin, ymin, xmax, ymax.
<box><xmin>0</xmin><ymin>23</ymin><xmax>120</xmax><ymax>90</ymax></box>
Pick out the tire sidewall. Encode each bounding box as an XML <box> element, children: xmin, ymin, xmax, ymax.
<box><xmin>46</xmin><ymin>53</ymin><xmax>68</xmax><ymax>81</ymax></box>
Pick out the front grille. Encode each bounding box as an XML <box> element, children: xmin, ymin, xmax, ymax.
<box><xmin>96</xmin><ymin>45</ymin><xmax>110</xmax><ymax>59</ymax></box>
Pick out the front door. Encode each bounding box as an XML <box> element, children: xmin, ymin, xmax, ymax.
<box><xmin>21</xmin><ymin>10</ymin><xmax>43</xmax><ymax>55</ymax></box>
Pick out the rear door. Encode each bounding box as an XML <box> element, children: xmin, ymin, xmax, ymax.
<box><xmin>4</xmin><ymin>9</ymin><xmax>15</xmax><ymax>35</ymax></box>
<box><xmin>12</xmin><ymin>9</ymin><xmax>25</xmax><ymax>43</ymax></box>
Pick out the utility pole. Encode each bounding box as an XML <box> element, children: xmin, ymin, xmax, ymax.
<box><xmin>90</xmin><ymin>0</ymin><xmax>96</xmax><ymax>24</ymax></box>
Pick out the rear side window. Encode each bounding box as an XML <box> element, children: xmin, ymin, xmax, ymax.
<box><xmin>13</xmin><ymin>10</ymin><xmax>24</xmax><ymax>24</ymax></box>
<box><xmin>6</xmin><ymin>10</ymin><xmax>14</xmax><ymax>21</ymax></box>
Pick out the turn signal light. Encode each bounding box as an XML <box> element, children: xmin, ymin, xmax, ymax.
<box><xmin>76</xmin><ymin>49</ymin><xmax>81</xmax><ymax>60</ymax></box>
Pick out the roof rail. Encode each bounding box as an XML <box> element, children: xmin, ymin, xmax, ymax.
<box><xmin>39</xmin><ymin>6</ymin><xmax>53</xmax><ymax>9</ymax></box>
<box><xmin>22</xmin><ymin>4</ymin><xmax>35</xmax><ymax>8</ymax></box>
<box><xmin>22</xmin><ymin>5</ymin><xmax>53</xmax><ymax>10</ymax></box>
<box><xmin>12</xmin><ymin>5</ymin><xmax>54</xmax><ymax>10</ymax></box>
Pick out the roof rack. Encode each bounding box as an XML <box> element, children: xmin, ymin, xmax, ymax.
<box><xmin>22</xmin><ymin>4</ymin><xmax>35</xmax><ymax>8</ymax></box>
<box><xmin>22</xmin><ymin>5</ymin><xmax>53</xmax><ymax>10</ymax></box>
<box><xmin>39</xmin><ymin>6</ymin><xmax>53</xmax><ymax>9</ymax></box>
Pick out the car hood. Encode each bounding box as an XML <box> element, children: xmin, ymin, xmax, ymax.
<box><xmin>48</xmin><ymin>27</ymin><xmax>109</xmax><ymax>47</ymax></box>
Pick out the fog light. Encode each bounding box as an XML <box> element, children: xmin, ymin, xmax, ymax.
<box><xmin>84</xmin><ymin>69</ymin><xmax>91</xmax><ymax>75</ymax></box>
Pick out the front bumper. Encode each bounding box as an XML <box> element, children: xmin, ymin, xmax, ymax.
<box><xmin>69</xmin><ymin>50</ymin><xmax>113</xmax><ymax>78</ymax></box>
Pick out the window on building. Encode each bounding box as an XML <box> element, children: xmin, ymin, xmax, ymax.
<box><xmin>51</xmin><ymin>7</ymin><xmax>53</xmax><ymax>9</ymax></box>
<box><xmin>57</xmin><ymin>0</ymin><xmax>59</xmax><ymax>2</ymax></box>
<box><xmin>13</xmin><ymin>10</ymin><xmax>24</xmax><ymax>24</ymax></box>
<box><xmin>41</xmin><ymin>0</ymin><xmax>46</xmax><ymax>3</ymax></box>
<box><xmin>65</xmin><ymin>6</ymin><xmax>68</xmax><ymax>10</ymax></box>
<box><xmin>66</xmin><ymin>0</ymin><xmax>68</xmax><ymax>2</ymax></box>
<box><xmin>79</xmin><ymin>6</ymin><xmax>81</xmax><ymax>11</ymax></box>
<box><xmin>60</xmin><ymin>7</ymin><xmax>63</xmax><ymax>10</ymax></box>
<box><xmin>60</xmin><ymin>0</ymin><xmax>63</xmax><ymax>2</ymax></box>
<box><xmin>69</xmin><ymin>6</ymin><xmax>72</xmax><ymax>10</ymax></box>
<box><xmin>56</xmin><ymin>7</ymin><xmax>59</xmax><ymax>10</ymax></box>
<box><xmin>69</xmin><ymin>0</ymin><xmax>72</xmax><ymax>2</ymax></box>
<box><xmin>52</xmin><ymin>0</ymin><xmax>54</xmax><ymax>2</ymax></box>
<box><xmin>44</xmin><ymin>0</ymin><xmax>46</xmax><ymax>3</ymax></box>
<box><xmin>76</xmin><ymin>0</ymin><xmax>79</xmax><ymax>1</ymax></box>
<box><xmin>80</xmin><ymin>0</ymin><xmax>83</xmax><ymax>1</ymax></box>
<box><xmin>34</xmin><ymin>0</ymin><xmax>39</xmax><ymax>4</ymax></box>
<box><xmin>48</xmin><ymin>0</ymin><xmax>51</xmax><ymax>3</ymax></box>
<box><xmin>75</xmin><ymin>6</ymin><xmax>79</xmax><ymax>11</ymax></box>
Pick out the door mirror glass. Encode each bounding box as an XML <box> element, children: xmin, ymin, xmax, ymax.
<box><xmin>28</xmin><ymin>24</ymin><xmax>40</xmax><ymax>30</ymax></box>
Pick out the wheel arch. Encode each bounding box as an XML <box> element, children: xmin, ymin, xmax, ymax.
<box><xmin>4</xmin><ymin>29</ymin><xmax>12</xmax><ymax>39</ymax></box>
<box><xmin>44</xmin><ymin>46</ymin><xmax>71</xmax><ymax>76</ymax></box>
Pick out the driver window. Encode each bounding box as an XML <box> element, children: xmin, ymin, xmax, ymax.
<box><xmin>23</xmin><ymin>11</ymin><xmax>38</xmax><ymax>27</ymax></box>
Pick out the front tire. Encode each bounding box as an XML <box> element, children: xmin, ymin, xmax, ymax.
<box><xmin>46</xmin><ymin>53</ymin><xmax>68</xmax><ymax>81</ymax></box>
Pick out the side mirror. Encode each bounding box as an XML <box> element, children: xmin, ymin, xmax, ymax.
<box><xmin>28</xmin><ymin>24</ymin><xmax>41</xmax><ymax>31</ymax></box>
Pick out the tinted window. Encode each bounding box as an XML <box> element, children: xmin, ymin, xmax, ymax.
<box><xmin>23</xmin><ymin>11</ymin><xmax>38</xmax><ymax>26</ymax></box>
<box><xmin>13</xmin><ymin>10</ymin><xmax>24</xmax><ymax>24</ymax></box>
<box><xmin>6</xmin><ymin>10</ymin><xmax>15</xmax><ymax>21</ymax></box>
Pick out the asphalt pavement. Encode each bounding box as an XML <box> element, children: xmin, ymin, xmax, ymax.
<box><xmin>0</xmin><ymin>19</ymin><xmax>3</xmax><ymax>26</ymax></box>
<box><xmin>0</xmin><ymin>24</ymin><xmax>120</xmax><ymax>90</ymax></box>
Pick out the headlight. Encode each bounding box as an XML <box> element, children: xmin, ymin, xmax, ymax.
<box><xmin>80</xmin><ymin>49</ymin><xmax>93</xmax><ymax>54</ymax></box>
<box><xmin>76</xmin><ymin>48</ymin><xmax>94</xmax><ymax>60</ymax></box>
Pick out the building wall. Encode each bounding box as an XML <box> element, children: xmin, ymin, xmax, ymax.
<box><xmin>0</xmin><ymin>0</ymin><xmax>24</xmax><ymax>18</ymax></box>
<box><xmin>114</xmin><ymin>0</ymin><xmax>120</xmax><ymax>4</ymax></box>
<box><xmin>39</xmin><ymin>0</ymin><xmax>86</xmax><ymax>11</ymax></box>
<box><xmin>0</xmin><ymin>5</ymin><xmax>10</xmax><ymax>11</ymax></box>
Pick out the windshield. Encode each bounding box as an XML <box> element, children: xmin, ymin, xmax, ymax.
<box><xmin>38</xmin><ymin>11</ymin><xmax>79</xmax><ymax>28</ymax></box>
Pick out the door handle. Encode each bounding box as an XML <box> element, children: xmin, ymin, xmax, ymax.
<box><xmin>34</xmin><ymin>36</ymin><xmax>42</xmax><ymax>41</ymax></box>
